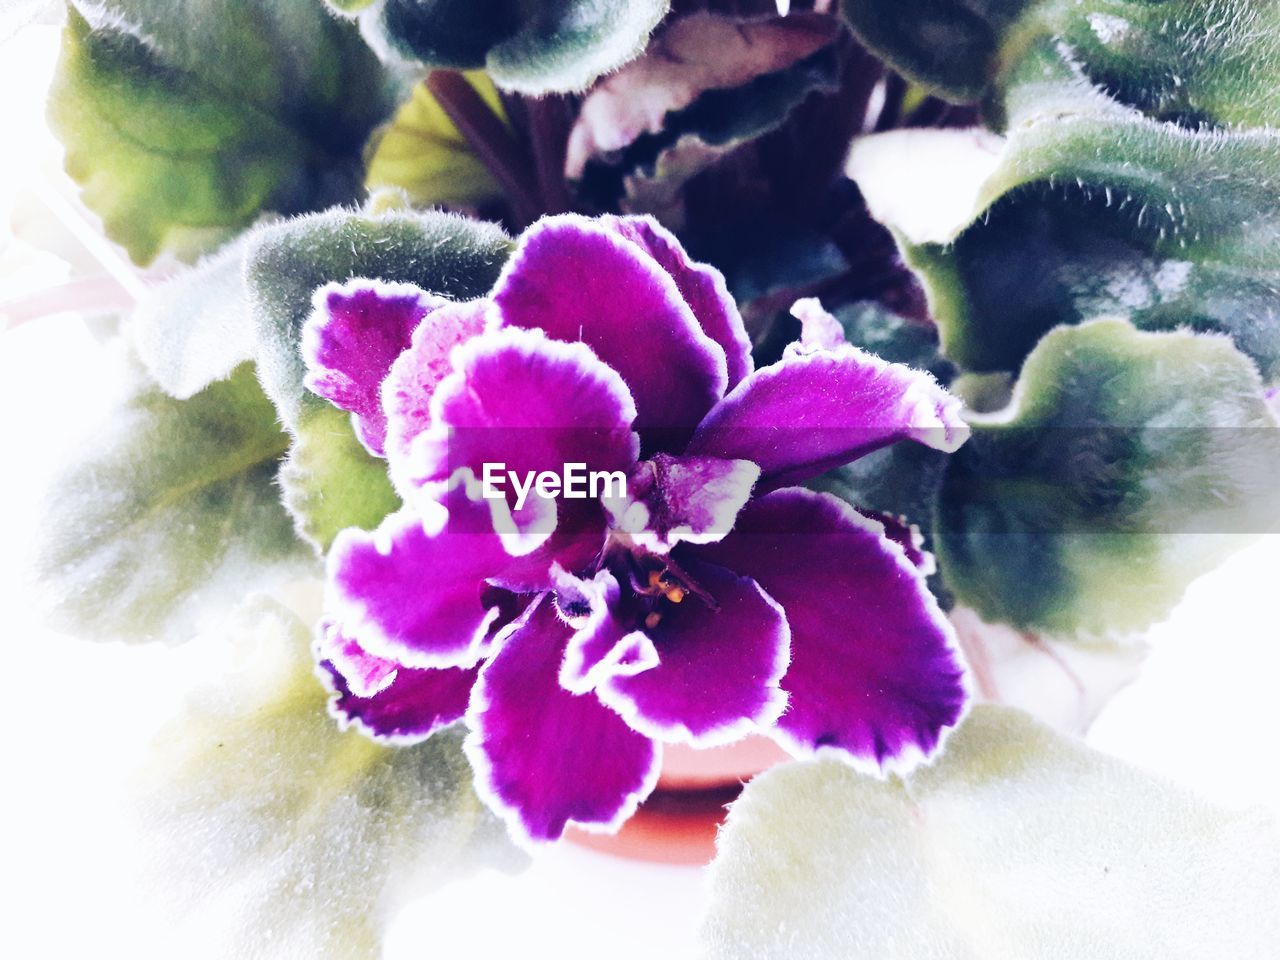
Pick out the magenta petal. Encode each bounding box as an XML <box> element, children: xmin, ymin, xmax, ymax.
<box><xmin>465</xmin><ymin>597</ymin><xmax>662</xmax><ymax>844</ymax></box>
<box><xmin>554</xmin><ymin>568</ymin><xmax>659</xmax><ymax>694</ymax></box>
<box><xmin>382</xmin><ymin>298</ymin><xmax>488</xmax><ymax>473</ymax></box>
<box><xmin>790</xmin><ymin>296</ymin><xmax>848</xmax><ymax>352</ymax></box>
<box><xmin>694</xmin><ymin>489</ymin><xmax>968</xmax><ymax>771</ymax></box>
<box><xmin>597</xmin><ymin>559</ymin><xmax>790</xmax><ymax>747</ymax></box>
<box><xmin>318</xmin><ymin>619</ymin><xmax>399</xmax><ymax>697</ymax></box>
<box><xmin>492</xmin><ymin>214</ymin><xmax>727</xmax><ymax>450</ymax></box>
<box><xmin>321</xmin><ymin>654</ymin><xmax>478</xmax><ymax>743</ymax></box>
<box><xmin>485</xmin><ymin>499</ymin><xmax>610</xmax><ymax>594</ymax></box>
<box><xmin>404</xmin><ymin>326</ymin><xmax>639</xmax><ymax>500</ymax></box>
<box><xmin>602</xmin><ymin>215</ymin><xmax>752</xmax><ymax>389</ymax></box>
<box><xmin>606</xmin><ymin>453</ymin><xmax>760</xmax><ymax>551</ymax></box>
<box><xmin>857</xmin><ymin>508</ymin><xmax>934</xmax><ymax>575</ymax></box>
<box><xmin>686</xmin><ymin>336</ymin><xmax>968</xmax><ymax>490</ymax></box>
<box><xmin>326</xmin><ymin>490</ymin><xmax>515</xmax><ymax>669</ymax></box>
<box><xmin>302</xmin><ymin>279</ymin><xmax>442</xmax><ymax>455</ymax></box>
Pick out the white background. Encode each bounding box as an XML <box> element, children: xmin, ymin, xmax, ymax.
<box><xmin>2</xmin><ymin>12</ymin><xmax>1278</xmax><ymax>959</ymax></box>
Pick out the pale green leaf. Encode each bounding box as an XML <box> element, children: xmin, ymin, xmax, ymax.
<box><xmin>136</xmin><ymin>591</ymin><xmax>522</xmax><ymax>958</ymax></box>
<box><xmin>33</xmin><ymin>359</ymin><xmax>313</xmax><ymax>643</ymax></box>
<box><xmin>130</xmin><ymin>235</ymin><xmax>257</xmax><ymax>399</ymax></box>
<box><xmin>704</xmin><ymin>705</ymin><xmax>1280</xmax><ymax>959</ymax></box>
<box><xmin>279</xmin><ymin>403</ymin><xmax>401</xmax><ymax>552</ymax></box>
<box><xmin>364</xmin><ymin>71</ymin><xmax>506</xmax><ymax>208</ymax></box>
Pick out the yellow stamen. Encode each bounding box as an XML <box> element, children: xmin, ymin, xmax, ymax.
<box><xmin>644</xmin><ymin>611</ymin><xmax>662</xmax><ymax>629</ymax></box>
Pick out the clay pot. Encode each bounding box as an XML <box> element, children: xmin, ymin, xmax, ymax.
<box><xmin>566</xmin><ymin>736</ymin><xmax>789</xmax><ymax>864</ymax></box>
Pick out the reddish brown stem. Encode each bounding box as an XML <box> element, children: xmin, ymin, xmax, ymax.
<box><xmin>523</xmin><ymin>94</ymin><xmax>576</xmax><ymax>215</ymax></box>
<box><xmin>426</xmin><ymin>70</ymin><xmax>543</xmax><ymax>228</ymax></box>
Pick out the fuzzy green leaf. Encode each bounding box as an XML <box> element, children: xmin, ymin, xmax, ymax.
<box><xmin>839</xmin><ymin>0</ymin><xmax>1033</xmax><ymax>103</ymax></box>
<box><xmin>279</xmin><ymin>403</ymin><xmax>401</xmax><ymax>552</ymax></box>
<box><xmin>131</xmin><ymin>236</ymin><xmax>257</xmax><ymax>399</ymax></box>
<box><xmin>935</xmin><ymin>319</ymin><xmax>1280</xmax><ymax>635</ymax></box>
<box><xmin>909</xmin><ymin>47</ymin><xmax>1280</xmax><ymax>379</ymax></box>
<box><xmin>704</xmin><ymin>705</ymin><xmax>1280</xmax><ymax>959</ymax></box>
<box><xmin>842</xmin><ymin>0</ymin><xmax>1280</xmax><ymax>119</ymax></box>
<box><xmin>245</xmin><ymin>203</ymin><xmax>511</xmax><ymax>429</ymax></box>
<box><xmin>852</xmin><ymin>56</ymin><xmax>1280</xmax><ymax>380</ymax></box>
<box><xmin>370</xmin><ymin>0</ymin><xmax>670</xmax><ymax>94</ymax></box>
<box><xmin>34</xmin><ymin>360</ymin><xmax>313</xmax><ymax>644</ymax></box>
<box><xmin>47</xmin><ymin>1</ymin><xmax>395</xmax><ymax>264</ymax></box>
<box><xmin>137</xmin><ymin>592</ymin><xmax>521</xmax><ymax>957</ymax></box>
<box><xmin>364</xmin><ymin>72</ymin><xmax>506</xmax><ymax>209</ymax></box>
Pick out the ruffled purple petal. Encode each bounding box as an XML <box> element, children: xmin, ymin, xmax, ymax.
<box><xmin>602</xmin><ymin>215</ymin><xmax>752</xmax><ymax>389</ymax></box>
<box><xmin>317</xmin><ymin>619</ymin><xmax>399</xmax><ymax>697</ymax></box>
<box><xmin>492</xmin><ymin>214</ymin><xmax>727</xmax><ymax>451</ymax></box>
<box><xmin>402</xmin><ymin>326</ymin><xmax>639</xmax><ymax>507</ymax></box>
<box><xmin>856</xmin><ymin>508</ymin><xmax>934</xmax><ymax>575</ymax></box>
<box><xmin>302</xmin><ymin>279</ymin><xmax>442</xmax><ymax>456</ymax></box>
<box><xmin>465</xmin><ymin>597</ymin><xmax>662</xmax><ymax>845</ymax></box>
<box><xmin>382</xmin><ymin>298</ymin><xmax>488</xmax><ymax>473</ymax></box>
<box><xmin>686</xmin><ymin>304</ymin><xmax>968</xmax><ymax>489</ymax></box>
<box><xmin>484</xmin><ymin>499</ymin><xmax>609</xmax><ymax>593</ymax></box>
<box><xmin>790</xmin><ymin>296</ymin><xmax>847</xmax><ymax>352</ymax></box>
<box><xmin>320</xmin><ymin>653</ymin><xmax>478</xmax><ymax>743</ymax></box>
<box><xmin>605</xmin><ymin>453</ymin><xmax>760</xmax><ymax>551</ymax></box>
<box><xmin>553</xmin><ymin>568</ymin><xmax>660</xmax><ymax>694</ymax></box>
<box><xmin>596</xmin><ymin>558</ymin><xmax>790</xmax><ymax>747</ymax></box>
<box><xmin>326</xmin><ymin>480</ymin><xmax>525</xmax><ymax>669</ymax></box>
<box><xmin>693</xmin><ymin>488</ymin><xmax>969</xmax><ymax>772</ymax></box>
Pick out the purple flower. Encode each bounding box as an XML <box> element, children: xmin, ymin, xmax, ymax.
<box><xmin>303</xmin><ymin>214</ymin><xmax>971</xmax><ymax>845</ymax></box>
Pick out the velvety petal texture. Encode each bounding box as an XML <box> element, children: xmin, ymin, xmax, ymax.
<box><xmin>322</xmin><ymin>657</ymin><xmax>478</xmax><ymax>743</ymax></box>
<box><xmin>554</xmin><ymin>568</ymin><xmax>660</xmax><ymax>694</ymax></box>
<box><xmin>465</xmin><ymin>598</ymin><xmax>662</xmax><ymax>845</ymax></box>
<box><xmin>687</xmin><ymin>319</ymin><xmax>969</xmax><ymax>489</ymax></box>
<box><xmin>492</xmin><ymin>214</ymin><xmax>727</xmax><ymax>449</ymax></box>
<box><xmin>790</xmin><ymin>296</ymin><xmax>847</xmax><ymax>352</ymax></box>
<box><xmin>403</xmin><ymin>326</ymin><xmax>640</xmax><ymax>508</ymax></box>
<box><xmin>606</xmin><ymin>453</ymin><xmax>760</xmax><ymax>550</ymax></box>
<box><xmin>326</xmin><ymin>485</ymin><xmax>521</xmax><ymax>669</ymax></box>
<box><xmin>302</xmin><ymin>279</ymin><xmax>441</xmax><ymax>455</ymax></box>
<box><xmin>695</xmin><ymin>489</ymin><xmax>968</xmax><ymax>771</ymax></box>
<box><xmin>382</xmin><ymin>298</ymin><xmax>488</xmax><ymax>471</ymax></box>
<box><xmin>602</xmin><ymin>215</ymin><xmax>753</xmax><ymax>389</ymax></box>
<box><xmin>597</xmin><ymin>559</ymin><xmax>790</xmax><ymax>747</ymax></box>
<box><xmin>857</xmin><ymin>508</ymin><xmax>934</xmax><ymax>575</ymax></box>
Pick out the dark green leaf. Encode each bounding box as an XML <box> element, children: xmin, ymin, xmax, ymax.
<box><xmin>935</xmin><ymin>318</ymin><xmax>1280</xmax><ymax>634</ymax></box>
<box><xmin>48</xmin><ymin>1</ymin><xmax>395</xmax><ymax>264</ymax></box>
<box><xmin>370</xmin><ymin>0</ymin><xmax>669</xmax><ymax>94</ymax></box>
<box><xmin>842</xmin><ymin>0</ymin><xmax>1280</xmax><ymax>121</ymax></box>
